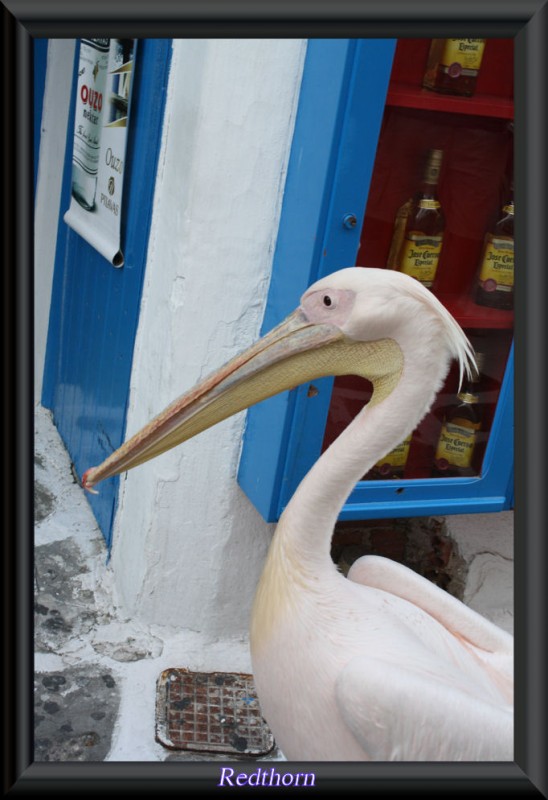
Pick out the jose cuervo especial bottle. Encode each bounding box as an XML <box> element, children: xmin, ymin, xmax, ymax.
<box><xmin>395</xmin><ymin>149</ymin><xmax>445</xmax><ymax>289</ymax></box>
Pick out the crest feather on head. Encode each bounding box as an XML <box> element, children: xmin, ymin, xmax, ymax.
<box><xmin>391</xmin><ymin>270</ymin><xmax>477</xmax><ymax>389</ymax></box>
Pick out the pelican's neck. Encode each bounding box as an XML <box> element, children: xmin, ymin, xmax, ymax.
<box><xmin>251</xmin><ymin>338</ymin><xmax>451</xmax><ymax>652</ymax></box>
<box><xmin>275</xmin><ymin>342</ymin><xmax>449</xmax><ymax>577</ymax></box>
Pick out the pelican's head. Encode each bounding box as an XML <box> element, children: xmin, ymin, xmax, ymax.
<box><xmin>83</xmin><ymin>267</ymin><xmax>474</xmax><ymax>492</ymax></box>
<box><xmin>301</xmin><ymin>268</ymin><xmax>475</xmax><ymax>385</ymax></box>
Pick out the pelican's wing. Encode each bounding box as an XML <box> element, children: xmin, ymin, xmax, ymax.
<box><xmin>348</xmin><ymin>555</ymin><xmax>512</xmax><ymax>655</ymax></box>
<box><xmin>335</xmin><ymin>655</ymin><xmax>513</xmax><ymax>761</ymax></box>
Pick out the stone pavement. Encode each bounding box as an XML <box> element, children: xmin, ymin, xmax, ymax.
<box><xmin>34</xmin><ymin>404</ymin><xmax>513</xmax><ymax>762</ymax></box>
<box><xmin>34</xmin><ymin>404</ymin><xmax>266</xmax><ymax>762</ymax></box>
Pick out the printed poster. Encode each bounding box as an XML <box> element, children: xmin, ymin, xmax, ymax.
<box><xmin>64</xmin><ymin>39</ymin><xmax>137</xmax><ymax>267</ymax></box>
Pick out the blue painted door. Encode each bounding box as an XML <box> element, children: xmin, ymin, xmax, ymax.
<box><xmin>42</xmin><ymin>39</ymin><xmax>172</xmax><ymax>544</ymax></box>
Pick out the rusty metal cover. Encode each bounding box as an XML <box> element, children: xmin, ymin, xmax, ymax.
<box><xmin>155</xmin><ymin>668</ymin><xmax>275</xmax><ymax>756</ymax></box>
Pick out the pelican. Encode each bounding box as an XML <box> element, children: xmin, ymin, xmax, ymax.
<box><xmin>83</xmin><ymin>267</ymin><xmax>513</xmax><ymax>761</ymax></box>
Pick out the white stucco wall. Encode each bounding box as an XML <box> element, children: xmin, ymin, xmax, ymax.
<box><xmin>34</xmin><ymin>40</ymin><xmax>76</xmax><ymax>405</ymax></box>
<box><xmin>110</xmin><ymin>39</ymin><xmax>307</xmax><ymax>637</ymax></box>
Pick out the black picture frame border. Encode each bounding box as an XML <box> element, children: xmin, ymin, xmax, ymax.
<box><xmin>4</xmin><ymin>0</ymin><xmax>547</xmax><ymax>795</ymax></box>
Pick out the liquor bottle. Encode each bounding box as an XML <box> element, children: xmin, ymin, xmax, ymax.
<box><xmin>423</xmin><ymin>39</ymin><xmax>486</xmax><ymax>97</ymax></box>
<box><xmin>432</xmin><ymin>354</ymin><xmax>484</xmax><ymax>478</ymax></box>
<box><xmin>71</xmin><ymin>39</ymin><xmax>110</xmax><ymax>210</ymax></box>
<box><xmin>368</xmin><ymin>434</ymin><xmax>412</xmax><ymax>480</ymax></box>
<box><xmin>394</xmin><ymin>149</ymin><xmax>445</xmax><ymax>289</ymax></box>
<box><xmin>475</xmin><ymin>187</ymin><xmax>514</xmax><ymax>310</ymax></box>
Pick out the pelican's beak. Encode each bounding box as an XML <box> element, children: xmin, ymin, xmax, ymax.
<box><xmin>82</xmin><ymin>308</ymin><xmax>346</xmax><ymax>492</ymax></box>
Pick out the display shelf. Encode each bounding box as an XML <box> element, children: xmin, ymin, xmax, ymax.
<box><xmin>340</xmin><ymin>38</ymin><xmax>514</xmax><ymax>485</ymax></box>
<box><xmin>386</xmin><ymin>84</ymin><xmax>514</xmax><ymax>120</ymax></box>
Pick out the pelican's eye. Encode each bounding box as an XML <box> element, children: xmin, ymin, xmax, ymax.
<box><xmin>300</xmin><ymin>287</ymin><xmax>356</xmax><ymax>326</ymax></box>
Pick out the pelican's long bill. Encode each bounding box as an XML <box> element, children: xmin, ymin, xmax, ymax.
<box><xmin>82</xmin><ymin>308</ymin><xmax>347</xmax><ymax>493</ymax></box>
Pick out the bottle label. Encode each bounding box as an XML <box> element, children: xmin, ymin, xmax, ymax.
<box><xmin>440</xmin><ymin>39</ymin><xmax>486</xmax><ymax>75</ymax></box>
<box><xmin>375</xmin><ymin>436</ymin><xmax>411</xmax><ymax>470</ymax></box>
<box><xmin>418</xmin><ymin>199</ymin><xmax>441</xmax><ymax>210</ymax></box>
<box><xmin>478</xmin><ymin>235</ymin><xmax>514</xmax><ymax>292</ymax></box>
<box><xmin>435</xmin><ymin>421</ymin><xmax>477</xmax><ymax>468</ymax></box>
<box><xmin>399</xmin><ymin>233</ymin><xmax>443</xmax><ymax>287</ymax></box>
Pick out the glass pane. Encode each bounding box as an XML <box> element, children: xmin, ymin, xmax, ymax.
<box><xmin>322</xmin><ymin>38</ymin><xmax>514</xmax><ymax>481</ymax></box>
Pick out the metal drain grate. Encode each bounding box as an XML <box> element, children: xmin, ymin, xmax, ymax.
<box><xmin>155</xmin><ymin>668</ymin><xmax>275</xmax><ymax>756</ymax></box>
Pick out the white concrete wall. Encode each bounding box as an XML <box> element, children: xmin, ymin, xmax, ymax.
<box><xmin>34</xmin><ymin>40</ymin><xmax>76</xmax><ymax>405</ymax></box>
<box><xmin>110</xmin><ymin>39</ymin><xmax>307</xmax><ymax>637</ymax></box>
<box><xmin>447</xmin><ymin>511</ymin><xmax>514</xmax><ymax>634</ymax></box>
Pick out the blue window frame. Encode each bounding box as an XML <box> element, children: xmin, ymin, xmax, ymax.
<box><xmin>238</xmin><ymin>38</ymin><xmax>514</xmax><ymax>523</ymax></box>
